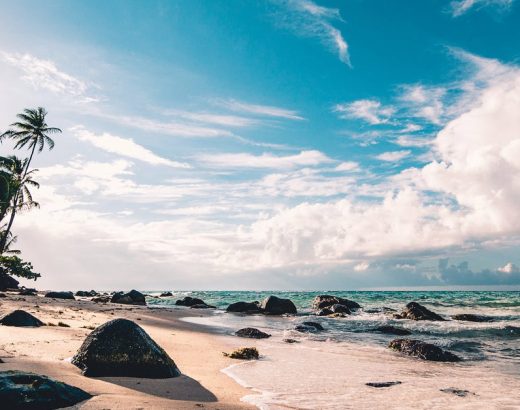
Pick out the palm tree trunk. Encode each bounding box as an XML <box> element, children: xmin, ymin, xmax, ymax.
<box><xmin>23</xmin><ymin>144</ymin><xmax>37</xmax><ymax>178</ymax></box>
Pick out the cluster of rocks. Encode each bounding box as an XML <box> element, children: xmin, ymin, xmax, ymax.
<box><xmin>111</xmin><ymin>290</ymin><xmax>146</xmax><ymax>306</ymax></box>
<box><xmin>45</xmin><ymin>291</ymin><xmax>75</xmax><ymax>300</ymax></box>
<box><xmin>226</xmin><ymin>295</ymin><xmax>297</xmax><ymax>315</ymax></box>
<box><xmin>394</xmin><ymin>302</ymin><xmax>445</xmax><ymax>321</ymax></box>
<box><xmin>313</xmin><ymin>295</ymin><xmax>361</xmax><ymax>317</ymax></box>
<box><xmin>175</xmin><ymin>296</ymin><xmax>215</xmax><ymax>309</ymax></box>
<box><xmin>76</xmin><ymin>290</ymin><xmax>99</xmax><ymax>297</ymax></box>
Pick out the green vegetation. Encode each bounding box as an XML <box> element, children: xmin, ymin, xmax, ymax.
<box><xmin>0</xmin><ymin>107</ymin><xmax>61</xmax><ymax>282</ymax></box>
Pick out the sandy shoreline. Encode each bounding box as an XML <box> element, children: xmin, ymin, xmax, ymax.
<box><xmin>0</xmin><ymin>292</ymin><xmax>255</xmax><ymax>409</ymax></box>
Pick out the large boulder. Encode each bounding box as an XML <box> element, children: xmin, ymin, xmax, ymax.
<box><xmin>175</xmin><ymin>296</ymin><xmax>206</xmax><ymax>307</ymax></box>
<box><xmin>389</xmin><ymin>339</ymin><xmax>461</xmax><ymax>362</ymax></box>
<box><xmin>75</xmin><ymin>290</ymin><xmax>98</xmax><ymax>297</ymax></box>
<box><xmin>72</xmin><ymin>318</ymin><xmax>180</xmax><ymax>378</ymax></box>
<box><xmin>110</xmin><ymin>290</ymin><xmax>146</xmax><ymax>306</ymax></box>
<box><xmin>0</xmin><ymin>310</ymin><xmax>44</xmax><ymax>327</ymax></box>
<box><xmin>260</xmin><ymin>296</ymin><xmax>297</xmax><ymax>315</ymax></box>
<box><xmin>235</xmin><ymin>328</ymin><xmax>271</xmax><ymax>339</ymax></box>
<box><xmin>226</xmin><ymin>301</ymin><xmax>262</xmax><ymax>314</ymax></box>
<box><xmin>312</xmin><ymin>295</ymin><xmax>360</xmax><ymax>310</ymax></box>
<box><xmin>0</xmin><ymin>273</ymin><xmax>19</xmax><ymax>291</ymax></box>
<box><xmin>45</xmin><ymin>291</ymin><xmax>75</xmax><ymax>300</ymax></box>
<box><xmin>394</xmin><ymin>302</ymin><xmax>445</xmax><ymax>321</ymax></box>
<box><xmin>0</xmin><ymin>370</ymin><xmax>91</xmax><ymax>409</ymax></box>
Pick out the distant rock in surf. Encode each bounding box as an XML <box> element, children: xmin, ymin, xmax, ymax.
<box><xmin>260</xmin><ymin>296</ymin><xmax>297</xmax><ymax>315</ymax></box>
<box><xmin>0</xmin><ymin>310</ymin><xmax>44</xmax><ymax>327</ymax></box>
<box><xmin>226</xmin><ymin>301</ymin><xmax>262</xmax><ymax>314</ymax></box>
<box><xmin>111</xmin><ymin>290</ymin><xmax>146</xmax><ymax>306</ymax></box>
<box><xmin>235</xmin><ymin>327</ymin><xmax>271</xmax><ymax>339</ymax></box>
<box><xmin>72</xmin><ymin>318</ymin><xmax>180</xmax><ymax>378</ymax></box>
<box><xmin>389</xmin><ymin>339</ymin><xmax>461</xmax><ymax>362</ymax></box>
<box><xmin>19</xmin><ymin>288</ymin><xmax>37</xmax><ymax>296</ymax></box>
<box><xmin>451</xmin><ymin>314</ymin><xmax>493</xmax><ymax>322</ymax></box>
<box><xmin>364</xmin><ymin>307</ymin><xmax>397</xmax><ymax>314</ymax></box>
<box><xmin>189</xmin><ymin>303</ymin><xmax>216</xmax><ymax>309</ymax></box>
<box><xmin>372</xmin><ymin>326</ymin><xmax>411</xmax><ymax>336</ymax></box>
<box><xmin>394</xmin><ymin>302</ymin><xmax>445</xmax><ymax>321</ymax></box>
<box><xmin>366</xmin><ymin>381</ymin><xmax>402</xmax><ymax>388</ymax></box>
<box><xmin>160</xmin><ymin>291</ymin><xmax>173</xmax><ymax>297</ymax></box>
<box><xmin>295</xmin><ymin>321</ymin><xmax>324</xmax><ymax>333</ymax></box>
<box><xmin>312</xmin><ymin>295</ymin><xmax>360</xmax><ymax>311</ymax></box>
<box><xmin>175</xmin><ymin>296</ymin><xmax>206</xmax><ymax>307</ymax></box>
<box><xmin>45</xmin><ymin>291</ymin><xmax>75</xmax><ymax>300</ymax></box>
<box><xmin>0</xmin><ymin>371</ymin><xmax>91</xmax><ymax>408</ymax></box>
<box><xmin>75</xmin><ymin>290</ymin><xmax>98</xmax><ymax>297</ymax></box>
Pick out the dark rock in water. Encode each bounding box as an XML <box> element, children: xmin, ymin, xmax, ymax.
<box><xmin>0</xmin><ymin>273</ymin><xmax>18</xmax><ymax>291</ymax></box>
<box><xmin>111</xmin><ymin>290</ymin><xmax>146</xmax><ymax>306</ymax></box>
<box><xmin>75</xmin><ymin>290</ymin><xmax>98</xmax><ymax>297</ymax></box>
<box><xmin>226</xmin><ymin>301</ymin><xmax>262</xmax><ymax>314</ymax></box>
<box><xmin>312</xmin><ymin>295</ymin><xmax>361</xmax><ymax>310</ymax></box>
<box><xmin>0</xmin><ymin>310</ymin><xmax>44</xmax><ymax>327</ymax></box>
<box><xmin>19</xmin><ymin>288</ymin><xmax>37</xmax><ymax>296</ymax></box>
<box><xmin>45</xmin><ymin>291</ymin><xmax>75</xmax><ymax>300</ymax></box>
<box><xmin>260</xmin><ymin>296</ymin><xmax>297</xmax><ymax>315</ymax></box>
<box><xmin>394</xmin><ymin>302</ymin><xmax>445</xmax><ymax>321</ymax></box>
<box><xmin>316</xmin><ymin>307</ymin><xmax>333</xmax><ymax>316</ymax></box>
<box><xmin>366</xmin><ymin>381</ymin><xmax>402</xmax><ymax>388</ymax></box>
<box><xmin>91</xmin><ymin>296</ymin><xmax>110</xmax><ymax>303</ymax></box>
<box><xmin>365</xmin><ymin>307</ymin><xmax>397</xmax><ymax>314</ymax></box>
<box><xmin>223</xmin><ymin>347</ymin><xmax>259</xmax><ymax>360</ymax></box>
<box><xmin>283</xmin><ymin>338</ymin><xmax>299</xmax><ymax>343</ymax></box>
<box><xmin>452</xmin><ymin>314</ymin><xmax>492</xmax><ymax>322</ymax></box>
<box><xmin>295</xmin><ymin>321</ymin><xmax>324</xmax><ymax>333</ymax></box>
<box><xmin>175</xmin><ymin>296</ymin><xmax>206</xmax><ymax>307</ymax></box>
<box><xmin>235</xmin><ymin>327</ymin><xmax>271</xmax><ymax>339</ymax></box>
<box><xmin>0</xmin><ymin>370</ymin><xmax>91</xmax><ymax>409</ymax></box>
<box><xmin>440</xmin><ymin>387</ymin><xmax>474</xmax><ymax>397</ymax></box>
<box><xmin>373</xmin><ymin>326</ymin><xmax>412</xmax><ymax>336</ymax></box>
<box><xmin>189</xmin><ymin>304</ymin><xmax>216</xmax><ymax>309</ymax></box>
<box><xmin>329</xmin><ymin>304</ymin><xmax>351</xmax><ymax>314</ymax></box>
<box><xmin>160</xmin><ymin>291</ymin><xmax>173</xmax><ymax>297</ymax></box>
<box><xmin>0</xmin><ymin>292</ymin><xmax>6</xmax><ymax>298</ymax></box>
<box><xmin>71</xmin><ymin>318</ymin><xmax>180</xmax><ymax>378</ymax></box>
<box><xmin>389</xmin><ymin>339</ymin><xmax>461</xmax><ymax>362</ymax></box>
<box><xmin>504</xmin><ymin>325</ymin><xmax>520</xmax><ymax>336</ymax></box>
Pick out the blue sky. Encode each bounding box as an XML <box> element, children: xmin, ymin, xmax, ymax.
<box><xmin>1</xmin><ymin>0</ymin><xmax>520</xmax><ymax>290</ymax></box>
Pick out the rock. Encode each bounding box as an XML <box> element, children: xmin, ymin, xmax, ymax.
<box><xmin>110</xmin><ymin>290</ymin><xmax>146</xmax><ymax>306</ymax></box>
<box><xmin>0</xmin><ymin>370</ymin><xmax>91</xmax><ymax>409</ymax></box>
<box><xmin>75</xmin><ymin>290</ymin><xmax>98</xmax><ymax>297</ymax></box>
<box><xmin>260</xmin><ymin>296</ymin><xmax>297</xmax><ymax>315</ymax></box>
<box><xmin>330</xmin><ymin>304</ymin><xmax>351</xmax><ymax>314</ymax></box>
<box><xmin>71</xmin><ymin>318</ymin><xmax>180</xmax><ymax>378</ymax></box>
<box><xmin>295</xmin><ymin>321</ymin><xmax>324</xmax><ymax>333</ymax></box>
<box><xmin>160</xmin><ymin>291</ymin><xmax>173</xmax><ymax>297</ymax></box>
<box><xmin>365</xmin><ymin>307</ymin><xmax>397</xmax><ymax>314</ymax></box>
<box><xmin>223</xmin><ymin>347</ymin><xmax>259</xmax><ymax>360</ymax></box>
<box><xmin>226</xmin><ymin>301</ymin><xmax>262</xmax><ymax>314</ymax></box>
<box><xmin>312</xmin><ymin>295</ymin><xmax>361</xmax><ymax>310</ymax></box>
<box><xmin>45</xmin><ymin>291</ymin><xmax>75</xmax><ymax>300</ymax></box>
<box><xmin>91</xmin><ymin>296</ymin><xmax>110</xmax><ymax>303</ymax></box>
<box><xmin>19</xmin><ymin>288</ymin><xmax>37</xmax><ymax>296</ymax></box>
<box><xmin>316</xmin><ymin>307</ymin><xmax>333</xmax><ymax>316</ymax></box>
<box><xmin>0</xmin><ymin>273</ymin><xmax>18</xmax><ymax>291</ymax></box>
<box><xmin>389</xmin><ymin>339</ymin><xmax>461</xmax><ymax>362</ymax></box>
<box><xmin>0</xmin><ymin>292</ymin><xmax>5</xmax><ymax>298</ymax></box>
<box><xmin>373</xmin><ymin>326</ymin><xmax>412</xmax><ymax>336</ymax></box>
<box><xmin>0</xmin><ymin>310</ymin><xmax>44</xmax><ymax>327</ymax></box>
<box><xmin>189</xmin><ymin>304</ymin><xmax>216</xmax><ymax>309</ymax></box>
<box><xmin>235</xmin><ymin>328</ymin><xmax>271</xmax><ymax>339</ymax></box>
<box><xmin>440</xmin><ymin>387</ymin><xmax>474</xmax><ymax>397</ymax></box>
<box><xmin>366</xmin><ymin>381</ymin><xmax>402</xmax><ymax>388</ymax></box>
<box><xmin>283</xmin><ymin>338</ymin><xmax>299</xmax><ymax>343</ymax></box>
<box><xmin>451</xmin><ymin>314</ymin><xmax>492</xmax><ymax>322</ymax></box>
<box><xmin>175</xmin><ymin>296</ymin><xmax>206</xmax><ymax>307</ymax></box>
<box><xmin>394</xmin><ymin>302</ymin><xmax>445</xmax><ymax>321</ymax></box>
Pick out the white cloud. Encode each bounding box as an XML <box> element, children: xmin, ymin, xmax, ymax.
<box><xmin>394</xmin><ymin>135</ymin><xmax>432</xmax><ymax>148</ymax></box>
<box><xmin>72</xmin><ymin>127</ymin><xmax>190</xmax><ymax>168</ymax></box>
<box><xmin>197</xmin><ymin>150</ymin><xmax>333</xmax><ymax>169</ymax></box>
<box><xmin>162</xmin><ymin>109</ymin><xmax>258</xmax><ymax>127</ymax></box>
<box><xmin>375</xmin><ymin>150</ymin><xmax>411</xmax><ymax>162</ymax></box>
<box><xmin>497</xmin><ymin>262</ymin><xmax>520</xmax><ymax>274</ymax></box>
<box><xmin>1</xmin><ymin>52</ymin><xmax>96</xmax><ymax>102</ymax></box>
<box><xmin>354</xmin><ymin>261</ymin><xmax>370</xmax><ymax>272</ymax></box>
<box><xmin>450</xmin><ymin>0</ymin><xmax>514</xmax><ymax>16</ymax></box>
<box><xmin>334</xmin><ymin>99</ymin><xmax>395</xmax><ymax>125</ymax></box>
<box><xmin>274</xmin><ymin>0</ymin><xmax>350</xmax><ymax>65</ymax></box>
<box><xmin>400</xmin><ymin>85</ymin><xmax>446</xmax><ymax>125</ymax></box>
<box><xmin>334</xmin><ymin>161</ymin><xmax>359</xmax><ymax>172</ymax></box>
<box><xmin>217</xmin><ymin>99</ymin><xmax>304</xmax><ymax>120</ymax></box>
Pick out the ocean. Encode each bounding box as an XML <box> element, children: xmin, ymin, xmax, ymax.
<box><xmin>147</xmin><ymin>291</ymin><xmax>520</xmax><ymax>409</ymax></box>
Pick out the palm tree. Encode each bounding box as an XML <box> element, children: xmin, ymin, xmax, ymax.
<box><xmin>0</xmin><ymin>108</ymin><xmax>59</xmax><ymax>253</ymax></box>
<box><xmin>0</xmin><ymin>156</ymin><xmax>40</xmax><ymax>253</ymax></box>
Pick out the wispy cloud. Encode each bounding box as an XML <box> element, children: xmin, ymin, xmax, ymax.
<box><xmin>375</xmin><ymin>150</ymin><xmax>411</xmax><ymax>162</ymax></box>
<box><xmin>162</xmin><ymin>109</ymin><xmax>259</xmax><ymax>127</ymax></box>
<box><xmin>1</xmin><ymin>51</ymin><xmax>98</xmax><ymax>102</ymax></box>
<box><xmin>399</xmin><ymin>85</ymin><xmax>446</xmax><ymax>125</ymax></box>
<box><xmin>197</xmin><ymin>150</ymin><xmax>333</xmax><ymax>169</ymax></box>
<box><xmin>334</xmin><ymin>99</ymin><xmax>396</xmax><ymax>125</ymax></box>
<box><xmin>217</xmin><ymin>99</ymin><xmax>304</xmax><ymax>120</ymax></box>
<box><xmin>72</xmin><ymin>126</ymin><xmax>191</xmax><ymax>168</ymax></box>
<box><xmin>449</xmin><ymin>0</ymin><xmax>514</xmax><ymax>16</ymax></box>
<box><xmin>273</xmin><ymin>0</ymin><xmax>350</xmax><ymax>66</ymax></box>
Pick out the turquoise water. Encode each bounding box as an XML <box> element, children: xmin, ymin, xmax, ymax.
<box><xmin>147</xmin><ymin>291</ymin><xmax>520</xmax><ymax>375</ymax></box>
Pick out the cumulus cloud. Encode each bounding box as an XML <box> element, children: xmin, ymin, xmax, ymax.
<box><xmin>334</xmin><ymin>99</ymin><xmax>395</xmax><ymax>125</ymax></box>
<box><xmin>497</xmin><ymin>262</ymin><xmax>520</xmax><ymax>274</ymax></box>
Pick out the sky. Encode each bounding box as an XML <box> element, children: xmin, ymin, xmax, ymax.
<box><xmin>1</xmin><ymin>0</ymin><xmax>520</xmax><ymax>290</ymax></box>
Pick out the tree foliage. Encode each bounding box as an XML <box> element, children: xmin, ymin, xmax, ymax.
<box><xmin>0</xmin><ymin>255</ymin><xmax>40</xmax><ymax>280</ymax></box>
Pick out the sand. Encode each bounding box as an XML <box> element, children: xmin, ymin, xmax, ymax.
<box><xmin>0</xmin><ymin>292</ymin><xmax>256</xmax><ymax>409</ymax></box>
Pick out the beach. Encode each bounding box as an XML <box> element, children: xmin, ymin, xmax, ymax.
<box><xmin>1</xmin><ymin>290</ymin><xmax>519</xmax><ymax>409</ymax></box>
